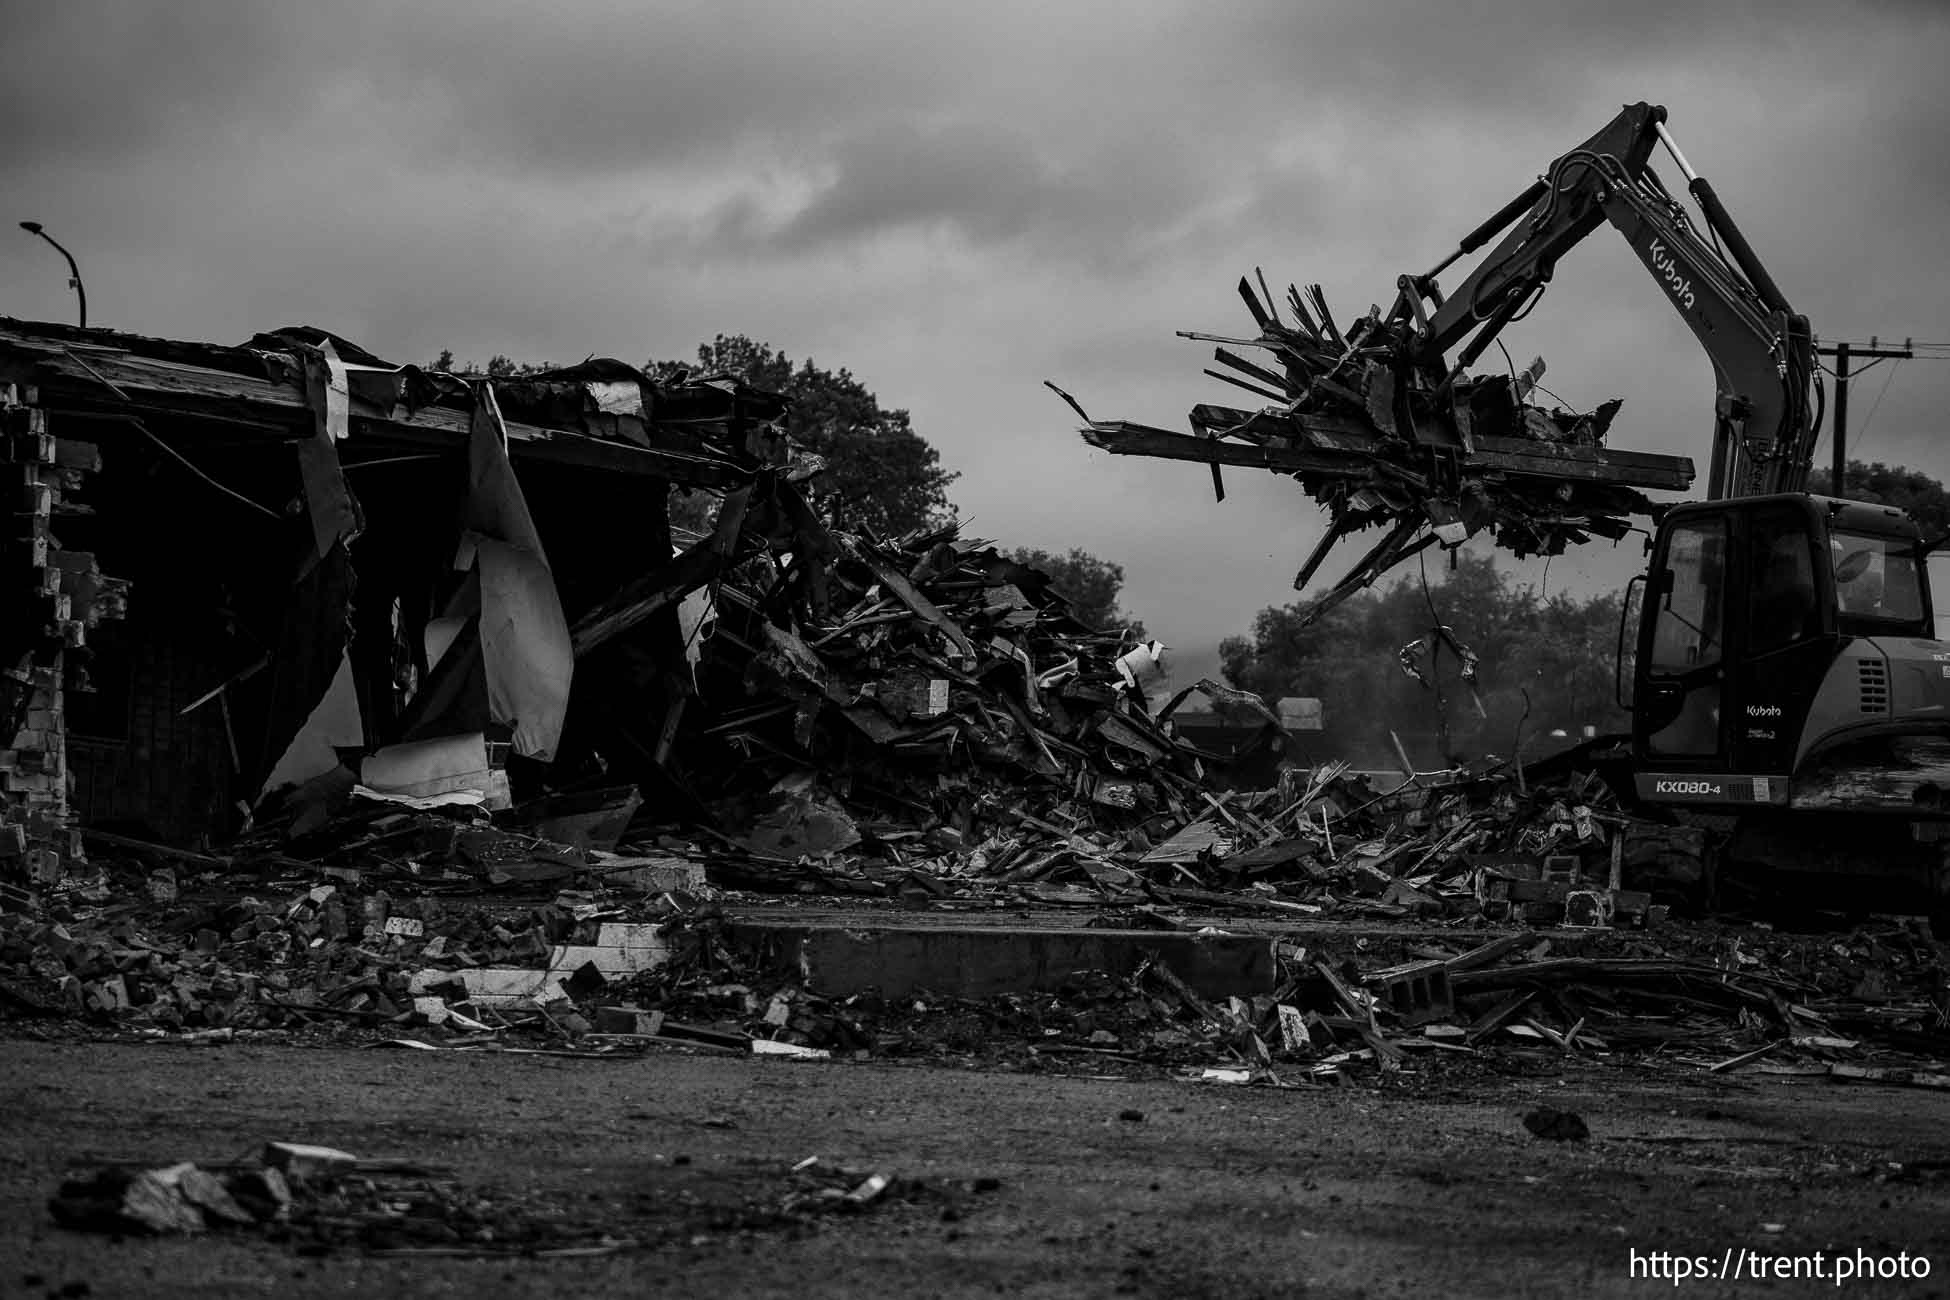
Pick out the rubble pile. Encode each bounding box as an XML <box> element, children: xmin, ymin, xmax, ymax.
<box><xmin>0</xmin><ymin>818</ymin><xmax>723</xmax><ymax>1035</ymax></box>
<box><xmin>686</xmin><ymin>711</ymin><xmax>1684</xmax><ymax>924</ymax></box>
<box><xmin>682</xmin><ymin>521</ymin><xmax>1291</xmax><ymax>881</ymax></box>
<box><xmin>592</xmin><ymin>906</ymin><xmax>1950</xmax><ymax>1089</ymax></box>
<box><xmin>4</xmin><ymin>778</ymin><xmax>1948</xmax><ymax>1089</ymax></box>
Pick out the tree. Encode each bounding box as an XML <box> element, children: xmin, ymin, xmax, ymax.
<box><xmin>420</xmin><ymin>350</ymin><xmax>551</xmax><ymax>377</ymax></box>
<box><xmin>1808</xmin><ymin>460</ymin><xmax>1950</xmax><ymax>540</ymax></box>
<box><xmin>1008</xmin><ymin>547</ymin><xmax>1143</xmax><ymax>634</ymax></box>
<box><xmin>650</xmin><ymin>334</ymin><xmax>959</xmax><ymax>538</ymax></box>
<box><xmin>1220</xmin><ymin>549</ymin><xmax>1627</xmax><ymax>766</ymax></box>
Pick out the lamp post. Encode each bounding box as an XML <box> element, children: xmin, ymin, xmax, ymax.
<box><xmin>18</xmin><ymin>221</ymin><xmax>86</xmax><ymax>328</ymax></box>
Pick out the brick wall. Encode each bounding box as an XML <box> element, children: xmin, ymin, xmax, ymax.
<box><xmin>68</xmin><ymin>616</ymin><xmax>234</xmax><ymax>844</ymax></box>
<box><xmin>1</xmin><ymin>385</ymin><xmax>127</xmax><ymax>892</ymax></box>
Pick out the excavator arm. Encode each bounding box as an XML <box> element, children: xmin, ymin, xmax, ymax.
<box><xmin>1397</xmin><ymin>102</ymin><xmax>1816</xmax><ymax>499</ymax></box>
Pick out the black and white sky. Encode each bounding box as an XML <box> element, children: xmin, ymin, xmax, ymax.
<box><xmin>6</xmin><ymin>1</ymin><xmax>1947</xmax><ymax>673</ymax></box>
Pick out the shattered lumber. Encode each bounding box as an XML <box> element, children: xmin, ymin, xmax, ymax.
<box><xmin>1057</xmin><ymin>273</ymin><xmax>1697</xmax><ymax>624</ymax></box>
<box><xmin>571</xmin><ymin>482</ymin><xmax>755</xmax><ymax>656</ymax></box>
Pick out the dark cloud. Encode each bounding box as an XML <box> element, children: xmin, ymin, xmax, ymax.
<box><xmin>5</xmin><ymin>0</ymin><xmax>1947</xmax><ymax>652</ymax></box>
<box><xmin>365</xmin><ymin>3</ymin><xmax>968</xmax><ymax>177</ymax></box>
<box><xmin>758</xmin><ymin>121</ymin><xmax>1054</xmax><ymax>246</ymax></box>
<box><xmin>0</xmin><ymin>3</ymin><xmax>344</xmax><ymax>171</ymax></box>
<box><xmin>690</xmin><ymin>115</ymin><xmax>1250</xmax><ymax>265</ymax></box>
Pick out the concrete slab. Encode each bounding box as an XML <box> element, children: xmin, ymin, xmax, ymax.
<box><xmin>550</xmin><ymin>922</ymin><xmax>671</xmax><ymax>979</ymax></box>
<box><xmin>717</xmin><ymin>904</ymin><xmax>1606</xmax><ymax>1000</ymax></box>
<box><xmin>400</xmin><ymin>898</ymin><xmax>1610</xmax><ymax>1005</ymax></box>
<box><xmin>408</xmin><ymin>966</ymin><xmax>568</xmax><ymax>1008</ymax></box>
<box><xmin>729</xmin><ymin>920</ymin><xmax>1276</xmax><ymax>1000</ymax></box>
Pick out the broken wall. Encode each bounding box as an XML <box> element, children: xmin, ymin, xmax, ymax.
<box><xmin>54</xmin><ymin>410</ymin><xmax>326</xmax><ymax>843</ymax></box>
<box><xmin>1</xmin><ymin>382</ymin><xmax>126</xmax><ymax>887</ymax></box>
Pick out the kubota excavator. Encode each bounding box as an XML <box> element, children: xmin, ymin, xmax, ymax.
<box><xmin>1393</xmin><ymin>102</ymin><xmax>1950</xmax><ymax>910</ymax></box>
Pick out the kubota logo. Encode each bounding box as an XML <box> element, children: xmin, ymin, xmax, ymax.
<box><xmin>1654</xmin><ymin>779</ymin><xmax>1721</xmax><ymax>795</ymax></box>
<box><xmin>1746</xmin><ymin>705</ymin><xmax>1782</xmax><ymax>717</ymax></box>
<box><xmin>1647</xmin><ymin>239</ymin><xmax>1698</xmax><ymax>310</ymax></box>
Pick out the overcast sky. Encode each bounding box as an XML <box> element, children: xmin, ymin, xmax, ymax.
<box><xmin>6</xmin><ymin>1</ymin><xmax>1948</xmax><ymax>676</ymax></box>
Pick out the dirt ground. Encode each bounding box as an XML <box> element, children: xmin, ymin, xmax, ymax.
<box><xmin>6</xmin><ymin>1041</ymin><xmax>1950</xmax><ymax>1298</ymax></box>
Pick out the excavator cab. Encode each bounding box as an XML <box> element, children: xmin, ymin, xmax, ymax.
<box><xmin>1620</xmin><ymin>496</ymin><xmax>1950</xmax><ymax>907</ymax></box>
<box><xmin>1623</xmin><ymin>494</ymin><xmax>1934</xmax><ymax>788</ymax></box>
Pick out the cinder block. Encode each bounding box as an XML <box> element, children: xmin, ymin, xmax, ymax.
<box><xmin>1364</xmin><ymin>960</ymin><xmax>1455</xmax><ymax>1026</ymax></box>
<box><xmin>1520</xmin><ymin>900</ymin><xmax>1566</xmax><ymax>925</ymax></box>
<box><xmin>53</xmin><ymin>439</ymin><xmax>101</xmax><ymax>472</ymax></box>
<box><xmin>1542</xmin><ymin>853</ymin><xmax>1582</xmax><ymax>884</ymax></box>
<box><xmin>0</xmin><ymin>404</ymin><xmax>49</xmax><ymax>433</ymax></box>
<box><xmin>1610</xmin><ymin>888</ymin><xmax>1652</xmax><ymax>916</ymax></box>
<box><xmin>1564</xmin><ymin>889</ymin><xmax>1614</xmax><ymax>928</ymax></box>
<box><xmin>24</xmin><ymin>847</ymin><xmax>61</xmax><ymax>883</ymax></box>
<box><xmin>1507</xmin><ymin>877</ymin><xmax>1571</xmax><ymax>903</ymax></box>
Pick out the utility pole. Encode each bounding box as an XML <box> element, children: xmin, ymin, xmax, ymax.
<box><xmin>1816</xmin><ymin>337</ymin><xmax>1913</xmax><ymax>492</ymax></box>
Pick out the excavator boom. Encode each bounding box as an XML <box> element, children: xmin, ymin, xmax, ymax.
<box><xmin>1400</xmin><ymin>102</ymin><xmax>1816</xmax><ymax>499</ymax></box>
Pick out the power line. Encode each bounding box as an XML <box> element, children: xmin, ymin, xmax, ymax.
<box><xmin>1851</xmin><ymin>358</ymin><xmax>1905</xmax><ymax>460</ymax></box>
<box><xmin>1815</xmin><ymin>339</ymin><xmax>1914</xmax><ymax>486</ymax></box>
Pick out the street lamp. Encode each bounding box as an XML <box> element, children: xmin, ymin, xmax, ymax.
<box><xmin>18</xmin><ymin>221</ymin><xmax>86</xmax><ymax>328</ymax></box>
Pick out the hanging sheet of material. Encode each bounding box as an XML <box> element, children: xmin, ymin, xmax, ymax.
<box><xmin>297</xmin><ymin>341</ymin><xmax>360</xmax><ymax>564</ymax></box>
<box><xmin>258</xmin><ymin>650</ymin><xmax>364</xmax><ymax>796</ymax></box>
<box><xmin>465</xmin><ymin>385</ymin><xmax>572</xmax><ymax>761</ymax></box>
<box><xmin>246</xmin><ymin>536</ymin><xmax>356</xmax><ymax>795</ymax></box>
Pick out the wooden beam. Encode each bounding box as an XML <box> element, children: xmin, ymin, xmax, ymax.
<box><xmin>1080</xmin><ymin>417</ymin><xmax>1694</xmax><ymax>492</ymax></box>
<box><xmin>1</xmin><ymin>325</ymin><xmax>748</xmax><ymax>485</ymax></box>
<box><xmin>570</xmin><ymin>483</ymin><xmax>754</xmax><ymax>657</ymax></box>
<box><xmin>1081</xmin><ymin>420</ymin><xmax>1364</xmax><ymax>476</ymax></box>
<box><xmin>353</xmin><ymin>410</ymin><xmax>745</xmax><ymax>486</ymax></box>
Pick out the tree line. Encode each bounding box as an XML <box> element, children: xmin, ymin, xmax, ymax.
<box><xmin>1218</xmin><ymin>549</ymin><xmax>1628</xmax><ymax>768</ymax></box>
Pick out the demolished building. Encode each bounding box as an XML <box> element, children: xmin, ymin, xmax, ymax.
<box><xmin>4</xmin><ymin>316</ymin><xmax>1280</xmax><ymax>901</ymax></box>
<box><xmin>8</xmin><ymin>321</ymin><xmax>1946</xmax><ymax>1086</ymax></box>
<box><xmin>0</xmin><ymin>316</ymin><xmax>818</xmax><ymax>888</ymax></box>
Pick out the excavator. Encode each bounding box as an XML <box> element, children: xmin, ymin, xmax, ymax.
<box><xmin>1393</xmin><ymin>101</ymin><xmax>1950</xmax><ymax>910</ymax></box>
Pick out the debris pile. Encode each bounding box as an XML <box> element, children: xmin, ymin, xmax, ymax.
<box><xmin>680</xmin><ymin>521</ymin><xmax>1292</xmax><ymax>882</ymax></box>
<box><xmin>586</xmin><ymin>907</ymin><xmax>1950</xmax><ymax>1090</ymax></box>
<box><xmin>5</xmin><ymin>779</ymin><xmax>1949</xmax><ymax>1089</ymax></box>
<box><xmin>690</xmin><ymin>736</ymin><xmax>1682</xmax><ymax>923</ymax></box>
<box><xmin>1056</xmin><ymin>274</ymin><xmax>1694</xmax><ymax>624</ymax></box>
<box><xmin>0</xmin><ymin>811</ymin><xmax>713</xmax><ymax>1034</ymax></box>
<box><xmin>50</xmin><ymin>1140</ymin><xmax>941</xmax><ymax>1258</ymax></box>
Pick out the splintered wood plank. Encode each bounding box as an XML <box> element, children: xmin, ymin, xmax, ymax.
<box><xmin>1213</xmin><ymin>347</ymin><xmax>1291</xmax><ymax>393</ymax></box>
<box><xmin>1078</xmin><ymin>420</ymin><xmax>1361</xmax><ymax>476</ymax></box>
<box><xmin>570</xmin><ymin>483</ymin><xmax>754</xmax><ymax>656</ymax></box>
<box><xmin>1079</xmin><ymin>418</ymin><xmax>1694</xmax><ymax>491</ymax></box>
